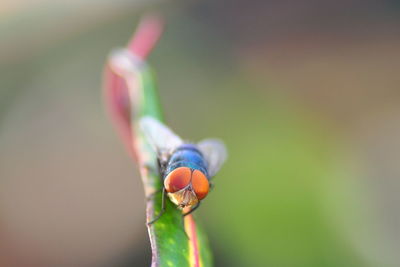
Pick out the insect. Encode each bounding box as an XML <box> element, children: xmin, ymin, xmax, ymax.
<box><xmin>140</xmin><ymin>116</ymin><xmax>227</xmax><ymax>224</ymax></box>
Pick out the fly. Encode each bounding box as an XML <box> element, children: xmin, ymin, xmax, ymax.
<box><xmin>140</xmin><ymin>116</ymin><xmax>227</xmax><ymax>224</ymax></box>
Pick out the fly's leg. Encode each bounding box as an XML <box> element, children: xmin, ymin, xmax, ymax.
<box><xmin>209</xmin><ymin>181</ymin><xmax>215</xmax><ymax>192</ymax></box>
<box><xmin>146</xmin><ymin>158</ymin><xmax>165</xmax><ymax>201</ymax></box>
<box><xmin>144</xmin><ymin>161</ymin><xmax>162</xmax><ymax>201</ymax></box>
<box><xmin>147</xmin><ymin>188</ymin><xmax>166</xmax><ymax>225</ymax></box>
<box><xmin>143</xmin><ymin>151</ymin><xmax>165</xmax><ymax>180</ymax></box>
<box><xmin>182</xmin><ymin>201</ymin><xmax>201</xmax><ymax>217</ymax></box>
<box><xmin>146</xmin><ymin>152</ymin><xmax>169</xmax><ymax>225</ymax></box>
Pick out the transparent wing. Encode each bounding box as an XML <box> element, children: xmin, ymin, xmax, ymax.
<box><xmin>197</xmin><ymin>139</ymin><xmax>227</xmax><ymax>177</ymax></box>
<box><xmin>139</xmin><ymin>116</ymin><xmax>183</xmax><ymax>154</ymax></box>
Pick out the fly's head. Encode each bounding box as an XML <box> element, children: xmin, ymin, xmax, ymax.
<box><xmin>168</xmin><ymin>186</ymin><xmax>199</xmax><ymax>208</ymax></box>
<box><xmin>164</xmin><ymin>167</ymin><xmax>209</xmax><ymax>209</ymax></box>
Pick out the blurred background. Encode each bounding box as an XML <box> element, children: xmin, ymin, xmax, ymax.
<box><xmin>1</xmin><ymin>0</ymin><xmax>400</xmax><ymax>266</ymax></box>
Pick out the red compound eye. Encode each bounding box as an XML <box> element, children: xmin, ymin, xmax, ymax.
<box><xmin>164</xmin><ymin>167</ymin><xmax>191</xmax><ymax>193</ymax></box>
<box><xmin>191</xmin><ymin>170</ymin><xmax>209</xmax><ymax>200</ymax></box>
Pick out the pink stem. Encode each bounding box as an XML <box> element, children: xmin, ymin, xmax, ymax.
<box><xmin>128</xmin><ymin>15</ymin><xmax>164</xmax><ymax>60</ymax></box>
<box><xmin>104</xmin><ymin>15</ymin><xmax>164</xmax><ymax>159</ymax></box>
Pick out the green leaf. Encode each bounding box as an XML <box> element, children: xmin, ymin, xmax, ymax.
<box><xmin>104</xmin><ymin>16</ymin><xmax>213</xmax><ymax>267</ymax></box>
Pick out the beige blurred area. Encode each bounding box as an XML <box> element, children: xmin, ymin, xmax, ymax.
<box><xmin>1</xmin><ymin>0</ymin><xmax>400</xmax><ymax>267</ymax></box>
<box><xmin>0</xmin><ymin>1</ymin><xmax>152</xmax><ymax>266</ymax></box>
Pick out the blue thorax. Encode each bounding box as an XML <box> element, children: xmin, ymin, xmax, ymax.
<box><xmin>165</xmin><ymin>144</ymin><xmax>209</xmax><ymax>178</ymax></box>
